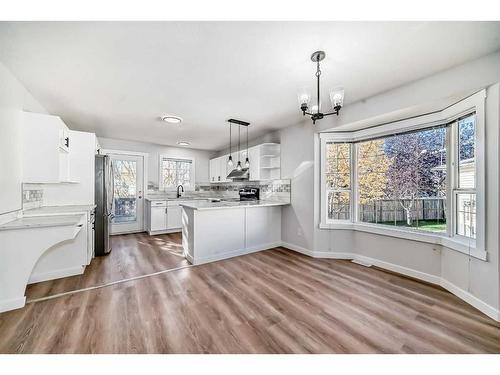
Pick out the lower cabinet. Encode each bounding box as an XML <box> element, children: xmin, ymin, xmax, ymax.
<box><xmin>150</xmin><ymin>203</ymin><xmax>167</xmax><ymax>232</ymax></box>
<box><xmin>167</xmin><ymin>205</ymin><xmax>182</xmax><ymax>229</ymax></box>
<box><xmin>146</xmin><ymin>200</ymin><xmax>186</xmax><ymax>235</ymax></box>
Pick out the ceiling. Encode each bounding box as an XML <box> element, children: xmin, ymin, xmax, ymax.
<box><xmin>0</xmin><ymin>21</ymin><xmax>499</xmax><ymax>151</ymax></box>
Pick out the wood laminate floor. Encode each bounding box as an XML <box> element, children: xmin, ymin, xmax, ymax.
<box><xmin>26</xmin><ymin>232</ymin><xmax>188</xmax><ymax>300</ymax></box>
<box><xmin>1</xmin><ymin>234</ymin><xmax>499</xmax><ymax>353</ymax></box>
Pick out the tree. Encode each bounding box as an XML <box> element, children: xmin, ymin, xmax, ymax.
<box><xmin>358</xmin><ymin>140</ymin><xmax>391</xmax><ymax>205</ymax></box>
<box><xmin>325</xmin><ymin>143</ymin><xmax>351</xmax><ymax>219</ymax></box>
<box><xmin>385</xmin><ymin>133</ymin><xmax>420</xmax><ymax>225</ymax></box>
<box><xmin>384</xmin><ymin>128</ymin><xmax>447</xmax><ymax>226</ymax></box>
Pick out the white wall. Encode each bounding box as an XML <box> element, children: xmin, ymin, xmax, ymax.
<box><xmin>97</xmin><ymin>137</ymin><xmax>213</xmax><ymax>188</ymax></box>
<box><xmin>278</xmin><ymin>52</ymin><xmax>500</xmax><ymax>319</ymax></box>
<box><xmin>0</xmin><ymin>62</ymin><xmax>47</xmax><ymax>219</ymax></box>
<box><xmin>214</xmin><ymin>129</ymin><xmax>281</xmax><ymax>157</ymax></box>
<box><xmin>280</xmin><ymin>123</ymin><xmax>315</xmax><ymax>251</ymax></box>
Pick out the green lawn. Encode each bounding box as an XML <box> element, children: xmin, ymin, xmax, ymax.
<box><xmin>375</xmin><ymin>220</ymin><xmax>447</xmax><ymax>233</ymax></box>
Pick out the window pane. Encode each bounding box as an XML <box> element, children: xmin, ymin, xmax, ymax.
<box><xmin>112</xmin><ymin>160</ymin><xmax>137</xmax><ymax>223</ymax></box>
<box><xmin>326</xmin><ymin>143</ymin><xmax>350</xmax><ymax>189</ymax></box>
<box><xmin>161</xmin><ymin>158</ymin><xmax>193</xmax><ymax>189</ymax></box>
<box><xmin>328</xmin><ymin>191</ymin><xmax>350</xmax><ymax>220</ymax></box>
<box><xmin>357</xmin><ymin>128</ymin><xmax>447</xmax><ymax>233</ymax></box>
<box><xmin>458</xmin><ymin>116</ymin><xmax>476</xmax><ymax>189</ymax></box>
<box><xmin>456</xmin><ymin>193</ymin><xmax>476</xmax><ymax>239</ymax></box>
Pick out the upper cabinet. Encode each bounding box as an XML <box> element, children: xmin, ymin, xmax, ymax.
<box><xmin>21</xmin><ymin>111</ymin><xmax>76</xmax><ymax>183</ymax></box>
<box><xmin>209</xmin><ymin>143</ymin><xmax>281</xmax><ymax>182</ymax></box>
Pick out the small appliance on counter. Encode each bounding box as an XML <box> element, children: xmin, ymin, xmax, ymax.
<box><xmin>239</xmin><ymin>187</ymin><xmax>259</xmax><ymax>201</ymax></box>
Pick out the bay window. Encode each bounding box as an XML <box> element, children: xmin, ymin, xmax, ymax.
<box><xmin>319</xmin><ymin>91</ymin><xmax>486</xmax><ymax>259</ymax></box>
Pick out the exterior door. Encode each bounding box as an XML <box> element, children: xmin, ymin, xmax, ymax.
<box><xmin>109</xmin><ymin>153</ymin><xmax>144</xmax><ymax>234</ymax></box>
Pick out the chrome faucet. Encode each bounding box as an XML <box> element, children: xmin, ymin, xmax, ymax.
<box><xmin>176</xmin><ymin>184</ymin><xmax>184</xmax><ymax>198</ymax></box>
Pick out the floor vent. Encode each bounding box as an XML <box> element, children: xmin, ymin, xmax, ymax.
<box><xmin>351</xmin><ymin>259</ymin><xmax>372</xmax><ymax>267</ymax></box>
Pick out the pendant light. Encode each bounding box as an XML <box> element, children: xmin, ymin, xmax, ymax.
<box><xmin>227</xmin><ymin>123</ymin><xmax>233</xmax><ymax>166</ymax></box>
<box><xmin>236</xmin><ymin>125</ymin><xmax>242</xmax><ymax>171</ymax></box>
<box><xmin>245</xmin><ymin>126</ymin><xmax>250</xmax><ymax>168</ymax></box>
<box><xmin>227</xmin><ymin>119</ymin><xmax>250</xmax><ymax>171</ymax></box>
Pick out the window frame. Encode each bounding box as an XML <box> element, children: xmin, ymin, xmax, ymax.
<box><xmin>323</xmin><ymin>142</ymin><xmax>353</xmax><ymax>223</ymax></box>
<box><xmin>158</xmin><ymin>155</ymin><xmax>196</xmax><ymax>191</ymax></box>
<box><xmin>319</xmin><ymin>90</ymin><xmax>486</xmax><ymax>260</ymax></box>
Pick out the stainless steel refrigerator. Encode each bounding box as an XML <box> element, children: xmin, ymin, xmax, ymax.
<box><xmin>95</xmin><ymin>154</ymin><xmax>114</xmax><ymax>256</ymax></box>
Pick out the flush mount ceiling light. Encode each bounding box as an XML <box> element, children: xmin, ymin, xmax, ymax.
<box><xmin>160</xmin><ymin>115</ymin><xmax>183</xmax><ymax>124</ymax></box>
<box><xmin>177</xmin><ymin>141</ymin><xmax>190</xmax><ymax>146</ymax></box>
<box><xmin>298</xmin><ymin>51</ymin><xmax>345</xmax><ymax>125</ymax></box>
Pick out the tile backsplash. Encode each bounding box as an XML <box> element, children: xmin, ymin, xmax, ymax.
<box><xmin>147</xmin><ymin>179</ymin><xmax>291</xmax><ymax>203</ymax></box>
<box><xmin>22</xmin><ymin>187</ymin><xmax>43</xmax><ymax>209</ymax></box>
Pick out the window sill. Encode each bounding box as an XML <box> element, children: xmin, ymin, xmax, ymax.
<box><xmin>319</xmin><ymin>222</ymin><xmax>487</xmax><ymax>261</ymax></box>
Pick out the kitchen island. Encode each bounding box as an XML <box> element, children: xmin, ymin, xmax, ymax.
<box><xmin>180</xmin><ymin>200</ymin><xmax>288</xmax><ymax>264</ymax></box>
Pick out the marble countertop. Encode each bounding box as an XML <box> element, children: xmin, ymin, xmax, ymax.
<box><xmin>0</xmin><ymin>214</ymin><xmax>85</xmax><ymax>231</ymax></box>
<box><xmin>145</xmin><ymin>197</ymin><xmax>219</xmax><ymax>202</ymax></box>
<box><xmin>179</xmin><ymin>200</ymin><xmax>289</xmax><ymax>211</ymax></box>
<box><xmin>23</xmin><ymin>205</ymin><xmax>96</xmax><ymax>216</ymax></box>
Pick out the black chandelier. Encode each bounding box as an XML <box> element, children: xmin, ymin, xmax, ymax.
<box><xmin>298</xmin><ymin>51</ymin><xmax>345</xmax><ymax>124</ymax></box>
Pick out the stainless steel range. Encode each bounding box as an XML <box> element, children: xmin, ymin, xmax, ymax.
<box><xmin>239</xmin><ymin>187</ymin><xmax>259</xmax><ymax>201</ymax></box>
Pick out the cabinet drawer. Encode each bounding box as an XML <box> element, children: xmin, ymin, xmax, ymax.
<box><xmin>150</xmin><ymin>200</ymin><xmax>167</xmax><ymax>207</ymax></box>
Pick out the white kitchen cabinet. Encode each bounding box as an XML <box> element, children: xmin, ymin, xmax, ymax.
<box><xmin>209</xmin><ymin>143</ymin><xmax>281</xmax><ymax>182</ymax></box>
<box><xmin>248</xmin><ymin>146</ymin><xmax>260</xmax><ymax>181</ymax></box>
<box><xmin>22</xmin><ymin>111</ymin><xmax>75</xmax><ymax>183</ymax></box>
<box><xmin>167</xmin><ymin>205</ymin><xmax>182</xmax><ymax>229</ymax></box>
<box><xmin>219</xmin><ymin>155</ymin><xmax>230</xmax><ymax>182</ymax></box>
<box><xmin>147</xmin><ymin>201</ymin><xmax>167</xmax><ymax>233</ymax></box>
<box><xmin>209</xmin><ymin>158</ymin><xmax>219</xmax><ymax>183</ymax></box>
<box><xmin>210</xmin><ymin>155</ymin><xmax>231</xmax><ymax>183</ymax></box>
<box><xmin>146</xmin><ymin>200</ymin><xmax>187</xmax><ymax>234</ymax></box>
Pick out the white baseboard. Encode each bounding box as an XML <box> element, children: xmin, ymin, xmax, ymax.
<box><xmin>147</xmin><ymin>228</ymin><xmax>182</xmax><ymax>236</ymax></box>
<box><xmin>28</xmin><ymin>265</ymin><xmax>85</xmax><ymax>284</ymax></box>
<box><xmin>191</xmin><ymin>242</ymin><xmax>281</xmax><ymax>265</ymax></box>
<box><xmin>0</xmin><ymin>296</ymin><xmax>26</xmax><ymax>313</ymax></box>
<box><xmin>279</xmin><ymin>241</ymin><xmax>315</xmax><ymax>257</ymax></box>
<box><xmin>184</xmin><ymin>252</ymin><xmax>194</xmax><ymax>264</ymax></box>
<box><xmin>440</xmin><ymin>279</ymin><xmax>499</xmax><ymax>321</ymax></box>
<box><xmin>280</xmin><ymin>241</ymin><xmax>499</xmax><ymax>322</ymax></box>
<box><xmin>354</xmin><ymin>254</ymin><xmax>442</xmax><ymax>285</ymax></box>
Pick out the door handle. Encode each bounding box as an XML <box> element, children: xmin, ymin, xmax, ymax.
<box><xmin>165</xmin><ymin>208</ymin><xmax>168</xmax><ymax>214</ymax></box>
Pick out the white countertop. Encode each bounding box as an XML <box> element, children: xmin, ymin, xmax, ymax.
<box><xmin>179</xmin><ymin>200</ymin><xmax>289</xmax><ymax>211</ymax></box>
<box><xmin>23</xmin><ymin>205</ymin><xmax>96</xmax><ymax>216</ymax></box>
<box><xmin>146</xmin><ymin>197</ymin><xmax>220</xmax><ymax>202</ymax></box>
<box><xmin>0</xmin><ymin>214</ymin><xmax>85</xmax><ymax>231</ymax></box>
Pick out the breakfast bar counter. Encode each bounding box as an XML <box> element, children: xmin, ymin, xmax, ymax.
<box><xmin>180</xmin><ymin>200</ymin><xmax>287</xmax><ymax>265</ymax></box>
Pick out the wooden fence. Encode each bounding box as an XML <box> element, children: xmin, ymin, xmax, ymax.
<box><xmin>358</xmin><ymin>198</ymin><xmax>446</xmax><ymax>223</ymax></box>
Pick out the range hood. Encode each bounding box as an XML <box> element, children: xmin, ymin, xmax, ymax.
<box><xmin>227</xmin><ymin>167</ymin><xmax>249</xmax><ymax>180</ymax></box>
